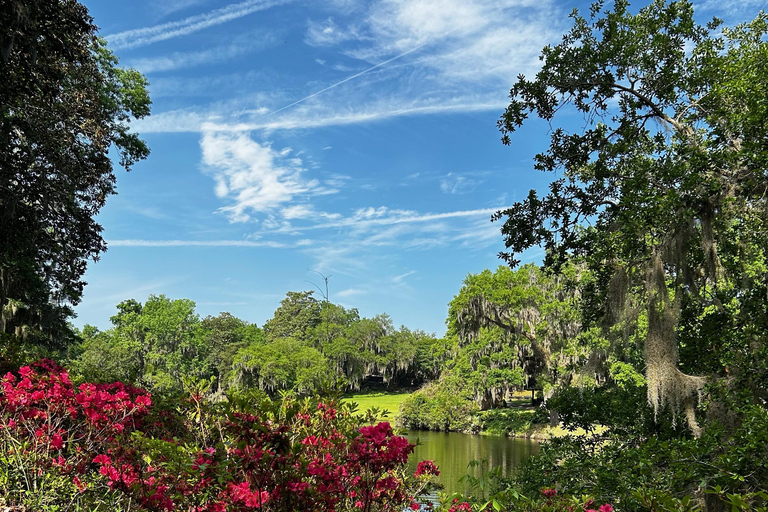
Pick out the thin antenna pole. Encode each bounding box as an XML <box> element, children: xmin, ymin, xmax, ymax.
<box><xmin>306</xmin><ymin>269</ymin><xmax>331</xmax><ymax>302</ymax></box>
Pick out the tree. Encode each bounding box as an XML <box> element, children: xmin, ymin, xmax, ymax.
<box><xmin>232</xmin><ymin>338</ymin><xmax>329</xmax><ymax>395</ymax></box>
<box><xmin>311</xmin><ymin>302</ymin><xmax>364</xmax><ymax>389</ymax></box>
<box><xmin>263</xmin><ymin>291</ymin><xmax>321</xmax><ymax>343</ymax></box>
<box><xmin>198</xmin><ymin>312</ymin><xmax>264</xmax><ymax>393</ymax></box>
<box><xmin>0</xmin><ymin>0</ymin><xmax>150</xmax><ymax>346</ymax></box>
<box><xmin>495</xmin><ymin>0</ymin><xmax>768</xmax><ymax>432</ymax></box>
<box><xmin>75</xmin><ymin>296</ymin><xmax>207</xmax><ymax>394</ymax></box>
<box><xmin>448</xmin><ymin>264</ymin><xmax>586</xmax><ymax>409</ymax></box>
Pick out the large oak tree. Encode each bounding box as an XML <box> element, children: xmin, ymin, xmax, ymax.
<box><xmin>495</xmin><ymin>0</ymin><xmax>768</xmax><ymax>433</ymax></box>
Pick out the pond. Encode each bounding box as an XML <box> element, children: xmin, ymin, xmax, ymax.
<box><xmin>405</xmin><ymin>430</ymin><xmax>540</xmax><ymax>498</ymax></box>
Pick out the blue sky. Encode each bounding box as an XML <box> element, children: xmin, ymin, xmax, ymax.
<box><xmin>75</xmin><ymin>0</ymin><xmax>765</xmax><ymax>335</ymax></box>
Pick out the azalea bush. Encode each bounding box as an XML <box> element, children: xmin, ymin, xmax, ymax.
<box><xmin>0</xmin><ymin>358</ymin><xmax>438</xmax><ymax>511</ymax></box>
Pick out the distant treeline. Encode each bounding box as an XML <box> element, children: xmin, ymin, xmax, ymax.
<box><xmin>68</xmin><ymin>291</ymin><xmax>447</xmax><ymax>396</ymax></box>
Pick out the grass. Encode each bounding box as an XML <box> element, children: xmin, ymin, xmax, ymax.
<box><xmin>341</xmin><ymin>391</ymin><xmax>413</xmax><ymax>421</ymax></box>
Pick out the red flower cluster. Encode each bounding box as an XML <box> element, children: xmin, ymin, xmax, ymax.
<box><xmin>415</xmin><ymin>460</ymin><xmax>440</xmax><ymax>477</ymax></box>
<box><xmin>1</xmin><ymin>359</ymin><xmax>151</xmax><ymax>459</ymax></box>
<box><xmin>448</xmin><ymin>498</ymin><xmax>472</xmax><ymax>512</ymax></box>
<box><xmin>1</xmin><ymin>360</ymin><xmax>435</xmax><ymax>512</ymax></box>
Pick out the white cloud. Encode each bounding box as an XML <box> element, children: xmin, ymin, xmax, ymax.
<box><xmin>108</xmin><ymin>239</ymin><xmax>287</xmax><ymax>247</ymax></box>
<box><xmin>295</xmin><ymin>207</ymin><xmax>506</xmax><ymax>275</ymax></box>
<box><xmin>200</xmin><ymin>129</ymin><xmax>338</xmax><ymax>223</ymax></box>
<box><xmin>131</xmin><ymin>0</ymin><xmax>562</xmax><ymax>135</ymax></box>
<box><xmin>336</xmin><ymin>288</ymin><xmax>367</xmax><ymax>298</ymax></box>
<box><xmin>156</xmin><ymin>0</ymin><xmax>213</xmax><ymax>17</ymax></box>
<box><xmin>136</xmin><ymin>94</ymin><xmax>508</xmax><ymax>133</ymax></box>
<box><xmin>367</xmin><ymin>0</ymin><xmax>490</xmax><ymax>49</ymax></box>
<box><xmin>281</xmin><ymin>204</ymin><xmax>318</xmax><ymax>219</ymax></box>
<box><xmin>697</xmin><ymin>0</ymin><xmax>767</xmax><ymax>16</ymax></box>
<box><xmin>201</xmin><ymin>132</ymin><xmax>309</xmax><ymax>222</ymax></box>
<box><xmin>129</xmin><ymin>32</ymin><xmax>277</xmax><ymax>74</ymax></box>
<box><xmin>353</xmin><ymin>206</ymin><xmax>403</xmax><ymax>219</ymax></box>
<box><xmin>356</xmin><ymin>0</ymin><xmax>559</xmax><ymax>84</ymax></box>
<box><xmin>262</xmin><ymin>39</ymin><xmax>433</xmax><ymax>119</ymax></box>
<box><xmin>440</xmin><ymin>173</ymin><xmax>484</xmax><ymax>194</ymax></box>
<box><xmin>284</xmin><ymin>206</ymin><xmax>502</xmax><ymax>232</ymax></box>
<box><xmin>273</xmin><ymin>205</ymin><xmax>343</xmax><ymax>224</ymax></box>
<box><xmin>106</xmin><ymin>0</ymin><xmax>289</xmax><ymax>50</ymax></box>
<box><xmin>306</xmin><ymin>17</ymin><xmax>363</xmax><ymax>46</ymax></box>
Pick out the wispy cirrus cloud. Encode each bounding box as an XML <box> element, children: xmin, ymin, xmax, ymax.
<box><xmin>336</xmin><ymin>288</ymin><xmax>367</xmax><ymax>298</ymax></box>
<box><xmin>134</xmin><ymin>0</ymin><xmax>560</xmax><ymax>134</ymax></box>
<box><xmin>392</xmin><ymin>270</ymin><xmax>416</xmax><ymax>283</ymax></box>
<box><xmin>129</xmin><ymin>31</ymin><xmax>278</xmax><ymax>74</ymax></box>
<box><xmin>697</xmin><ymin>0</ymin><xmax>767</xmax><ymax>17</ymax></box>
<box><xmin>305</xmin><ymin>17</ymin><xmax>365</xmax><ymax>46</ymax></box>
<box><xmin>135</xmin><ymin>94</ymin><xmax>508</xmax><ymax>133</ymax></box>
<box><xmin>155</xmin><ymin>0</ymin><xmax>213</xmax><ymax>17</ymax></box>
<box><xmin>440</xmin><ymin>173</ymin><xmax>484</xmax><ymax>195</ymax></box>
<box><xmin>341</xmin><ymin>0</ymin><xmax>560</xmax><ymax>83</ymax></box>
<box><xmin>108</xmin><ymin>239</ymin><xmax>287</xmax><ymax>247</ymax></box>
<box><xmin>106</xmin><ymin>0</ymin><xmax>290</xmax><ymax>50</ymax></box>
<box><xmin>262</xmin><ymin>206</ymin><xmax>502</xmax><ymax>233</ymax></box>
<box><xmin>296</xmin><ymin>209</ymin><xmax>504</xmax><ymax>274</ymax></box>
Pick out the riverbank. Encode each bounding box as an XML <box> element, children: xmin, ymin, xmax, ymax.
<box><xmin>479</xmin><ymin>408</ymin><xmax>608</xmax><ymax>440</ymax></box>
<box><xmin>342</xmin><ymin>391</ymin><xmax>603</xmax><ymax>440</ymax></box>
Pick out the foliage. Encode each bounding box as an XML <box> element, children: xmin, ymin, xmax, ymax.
<box><xmin>439</xmin><ymin>418</ymin><xmax>768</xmax><ymax>512</ymax></box>
<box><xmin>448</xmin><ymin>264</ymin><xmax>588</xmax><ymax>408</ymax></box>
<box><xmin>546</xmin><ymin>381</ymin><xmax>678</xmax><ymax>438</ymax></box>
<box><xmin>233</xmin><ymin>337</ymin><xmax>330</xmax><ymax>395</ymax></box>
<box><xmin>494</xmin><ymin>0</ymin><xmax>768</xmax><ymax>433</ymax></box>
<box><xmin>263</xmin><ymin>291</ymin><xmax>322</xmax><ymax>344</ymax></box>
<box><xmin>69</xmin><ymin>292</ymin><xmax>443</xmax><ymax>398</ymax></box>
<box><xmin>506</xmin><ymin>409</ymin><xmax>768</xmax><ymax>511</ymax></box>
<box><xmin>0</xmin><ymin>0</ymin><xmax>150</xmax><ymax>347</ymax></box>
<box><xmin>0</xmin><ymin>358</ymin><xmax>439</xmax><ymax>511</ymax></box>
<box><xmin>199</xmin><ymin>312</ymin><xmax>264</xmax><ymax>394</ymax></box>
<box><xmin>0</xmin><ymin>359</ymin><xmax>151</xmax><ymax>510</ymax></box>
<box><xmin>73</xmin><ymin>295</ymin><xmax>211</xmax><ymax>394</ymax></box>
<box><xmin>437</xmin><ymin>484</ymin><xmax>614</xmax><ymax>512</ymax></box>
<box><xmin>428</xmin><ymin>2</ymin><xmax>768</xmax><ymax>511</ymax></box>
<box><xmin>478</xmin><ymin>408</ymin><xmax>547</xmax><ymax>436</ymax></box>
<box><xmin>398</xmin><ymin>372</ymin><xmax>480</xmax><ymax>432</ymax></box>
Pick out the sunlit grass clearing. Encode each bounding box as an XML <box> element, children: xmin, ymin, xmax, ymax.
<box><xmin>342</xmin><ymin>391</ymin><xmax>413</xmax><ymax>420</ymax></box>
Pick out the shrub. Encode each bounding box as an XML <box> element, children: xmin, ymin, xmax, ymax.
<box><xmin>399</xmin><ymin>374</ymin><xmax>479</xmax><ymax>432</ymax></box>
<box><xmin>0</xmin><ymin>358</ymin><xmax>437</xmax><ymax>511</ymax></box>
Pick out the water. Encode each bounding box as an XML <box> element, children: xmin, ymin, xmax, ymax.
<box><xmin>405</xmin><ymin>430</ymin><xmax>539</xmax><ymax>497</ymax></box>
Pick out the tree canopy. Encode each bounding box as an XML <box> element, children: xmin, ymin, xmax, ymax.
<box><xmin>72</xmin><ymin>291</ymin><xmax>441</xmax><ymax>397</ymax></box>
<box><xmin>0</xmin><ymin>0</ymin><xmax>150</xmax><ymax>347</ymax></box>
<box><xmin>495</xmin><ymin>0</ymin><xmax>768</xmax><ymax>432</ymax></box>
<box><xmin>448</xmin><ymin>263</ymin><xmax>586</xmax><ymax>407</ymax></box>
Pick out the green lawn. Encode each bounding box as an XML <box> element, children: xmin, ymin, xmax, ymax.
<box><xmin>341</xmin><ymin>391</ymin><xmax>413</xmax><ymax>421</ymax></box>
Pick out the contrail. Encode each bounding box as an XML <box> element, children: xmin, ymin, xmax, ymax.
<box><xmin>264</xmin><ymin>40</ymin><xmax>432</xmax><ymax>117</ymax></box>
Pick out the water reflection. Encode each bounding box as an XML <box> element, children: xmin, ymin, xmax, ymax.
<box><xmin>405</xmin><ymin>430</ymin><xmax>539</xmax><ymax>497</ymax></box>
